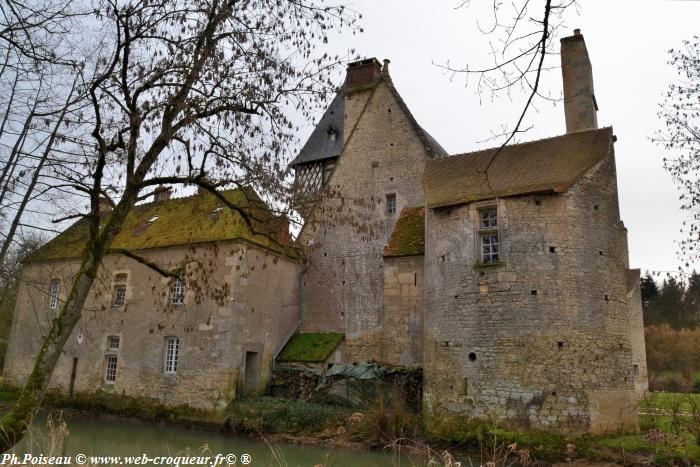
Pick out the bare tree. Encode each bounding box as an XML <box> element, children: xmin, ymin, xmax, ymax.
<box><xmin>0</xmin><ymin>0</ymin><xmax>357</xmax><ymax>451</ymax></box>
<box><xmin>440</xmin><ymin>0</ymin><xmax>577</xmax><ymax>190</ymax></box>
<box><xmin>656</xmin><ymin>37</ymin><xmax>700</xmax><ymax>270</ymax></box>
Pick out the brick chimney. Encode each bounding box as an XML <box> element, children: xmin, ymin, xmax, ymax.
<box><xmin>153</xmin><ymin>185</ymin><xmax>172</xmax><ymax>202</ymax></box>
<box><xmin>560</xmin><ymin>29</ymin><xmax>598</xmax><ymax>133</ymax></box>
<box><xmin>346</xmin><ymin>58</ymin><xmax>382</xmax><ymax>92</ymax></box>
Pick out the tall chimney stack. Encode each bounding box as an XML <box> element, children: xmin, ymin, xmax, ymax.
<box><xmin>560</xmin><ymin>29</ymin><xmax>598</xmax><ymax>133</ymax></box>
<box><xmin>345</xmin><ymin>58</ymin><xmax>382</xmax><ymax>92</ymax></box>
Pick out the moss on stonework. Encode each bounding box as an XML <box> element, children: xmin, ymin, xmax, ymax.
<box><xmin>26</xmin><ymin>188</ymin><xmax>300</xmax><ymax>263</ymax></box>
<box><xmin>277</xmin><ymin>332</ymin><xmax>344</xmax><ymax>362</ymax></box>
<box><xmin>383</xmin><ymin>207</ymin><xmax>425</xmax><ymax>257</ymax></box>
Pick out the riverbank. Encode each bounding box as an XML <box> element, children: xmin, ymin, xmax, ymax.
<box><xmin>2</xmin><ymin>385</ymin><xmax>699</xmax><ymax>465</ymax></box>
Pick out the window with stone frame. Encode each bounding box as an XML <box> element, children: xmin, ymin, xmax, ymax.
<box><xmin>107</xmin><ymin>335</ymin><xmax>120</xmax><ymax>351</ymax></box>
<box><xmin>170</xmin><ymin>276</ymin><xmax>185</xmax><ymax>305</ymax></box>
<box><xmin>112</xmin><ymin>273</ymin><xmax>127</xmax><ymax>307</ymax></box>
<box><xmin>48</xmin><ymin>280</ymin><xmax>60</xmax><ymax>309</ymax></box>
<box><xmin>386</xmin><ymin>193</ymin><xmax>397</xmax><ymax>215</ymax></box>
<box><xmin>104</xmin><ymin>355</ymin><xmax>118</xmax><ymax>383</ymax></box>
<box><xmin>478</xmin><ymin>206</ymin><xmax>499</xmax><ymax>264</ymax></box>
<box><xmin>164</xmin><ymin>336</ymin><xmax>180</xmax><ymax>374</ymax></box>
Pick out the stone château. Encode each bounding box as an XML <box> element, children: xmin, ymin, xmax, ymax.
<box><xmin>3</xmin><ymin>30</ymin><xmax>647</xmax><ymax>433</ymax></box>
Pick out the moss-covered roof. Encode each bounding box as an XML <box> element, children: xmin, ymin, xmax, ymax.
<box><xmin>423</xmin><ymin>127</ymin><xmax>614</xmax><ymax>208</ymax></box>
<box><xmin>383</xmin><ymin>207</ymin><xmax>425</xmax><ymax>258</ymax></box>
<box><xmin>27</xmin><ymin>188</ymin><xmax>298</xmax><ymax>262</ymax></box>
<box><xmin>277</xmin><ymin>332</ymin><xmax>344</xmax><ymax>362</ymax></box>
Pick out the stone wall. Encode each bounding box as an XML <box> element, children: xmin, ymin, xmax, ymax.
<box><xmin>3</xmin><ymin>240</ymin><xmax>299</xmax><ymax>408</ymax></box>
<box><xmin>423</xmin><ymin>147</ymin><xmax>644</xmax><ymax>433</ymax></box>
<box><xmin>382</xmin><ymin>255</ymin><xmax>423</xmax><ymax>366</ymax></box>
<box><xmin>299</xmin><ymin>77</ymin><xmax>430</xmax><ymax>363</ymax></box>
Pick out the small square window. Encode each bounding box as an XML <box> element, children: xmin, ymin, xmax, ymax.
<box><xmin>481</xmin><ymin>208</ymin><xmax>498</xmax><ymax>229</ymax></box>
<box><xmin>49</xmin><ymin>280</ymin><xmax>60</xmax><ymax>309</ymax></box>
<box><xmin>107</xmin><ymin>335</ymin><xmax>120</xmax><ymax>351</ymax></box>
<box><xmin>386</xmin><ymin>193</ymin><xmax>397</xmax><ymax>215</ymax></box>
<box><xmin>105</xmin><ymin>355</ymin><xmax>118</xmax><ymax>383</ymax></box>
<box><xmin>481</xmin><ymin>233</ymin><xmax>499</xmax><ymax>264</ymax></box>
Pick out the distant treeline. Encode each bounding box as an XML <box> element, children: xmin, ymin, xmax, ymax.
<box><xmin>641</xmin><ymin>271</ymin><xmax>700</xmax><ymax>329</ymax></box>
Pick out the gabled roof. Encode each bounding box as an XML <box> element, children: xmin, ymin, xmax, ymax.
<box><xmin>289</xmin><ymin>62</ymin><xmax>447</xmax><ymax>167</ymax></box>
<box><xmin>423</xmin><ymin>127</ymin><xmax>614</xmax><ymax>209</ymax></box>
<box><xmin>289</xmin><ymin>90</ymin><xmax>345</xmax><ymax>166</ymax></box>
<box><xmin>27</xmin><ymin>188</ymin><xmax>298</xmax><ymax>262</ymax></box>
<box><xmin>384</xmin><ymin>207</ymin><xmax>425</xmax><ymax>258</ymax></box>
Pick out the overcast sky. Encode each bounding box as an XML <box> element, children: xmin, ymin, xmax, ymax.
<box><xmin>301</xmin><ymin>0</ymin><xmax>700</xmax><ymax>277</ymax></box>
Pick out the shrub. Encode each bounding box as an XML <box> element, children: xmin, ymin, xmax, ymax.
<box><xmin>224</xmin><ymin>396</ymin><xmax>352</xmax><ymax>435</ymax></box>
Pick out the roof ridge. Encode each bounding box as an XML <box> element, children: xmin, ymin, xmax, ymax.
<box><xmin>447</xmin><ymin>127</ymin><xmax>613</xmax><ymax>159</ymax></box>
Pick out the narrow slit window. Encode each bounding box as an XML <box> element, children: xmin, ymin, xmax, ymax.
<box><xmin>386</xmin><ymin>193</ymin><xmax>397</xmax><ymax>215</ymax></box>
<box><xmin>105</xmin><ymin>355</ymin><xmax>118</xmax><ymax>383</ymax></box>
<box><xmin>49</xmin><ymin>280</ymin><xmax>60</xmax><ymax>309</ymax></box>
<box><xmin>164</xmin><ymin>337</ymin><xmax>180</xmax><ymax>374</ymax></box>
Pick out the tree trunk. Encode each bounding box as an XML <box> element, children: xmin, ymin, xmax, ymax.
<box><xmin>0</xmin><ymin>189</ymin><xmax>139</xmax><ymax>453</ymax></box>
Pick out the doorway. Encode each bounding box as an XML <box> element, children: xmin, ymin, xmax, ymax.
<box><xmin>244</xmin><ymin>351</ymin><xmax>260</xmax><ymax>392</ymax></box>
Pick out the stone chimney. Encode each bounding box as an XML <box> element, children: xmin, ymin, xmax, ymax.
<box><xmin>346</xmin><ymin>58</ymin><xmax>382</xmax><ymax>92</ymax></box>
<box><xmin>153</xmin><ymin>185</ymin><xmax>172</xmax><ymax>202</ymax></box>
<box><xmin>98</xmin><ymin>196</ymin><xmax>113</xmax><ymax>216</ymax></box>
<box><xmin>560</xmin><ymin>29</ymin><xmax>598</xmax><ymax>133</ymax></box>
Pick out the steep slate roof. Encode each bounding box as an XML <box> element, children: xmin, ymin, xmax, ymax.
<box><xmin>384</xmin><ymin>207</ymin><xmax>425</xmax><ymax>258</ymax></box>
<box><xmin>423</xmin><ymin>127</ymin><xmax>614</xmax><ymax>209</ymax></box>
<box><xmin>27</xmin><ymin>189</ymin><xmax>297</xmax><ymax>262</ymax></box>
<box><xmin>289</xmin><ymin>90</ymin><xmax>345</xmax><ymax>166</ymax></box>
<box><xmin>289</xmin><ymin>62</ymin><xmax>447</xmax><ymax>167</ymax></box>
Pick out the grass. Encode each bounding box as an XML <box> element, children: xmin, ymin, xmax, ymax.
<box><xmin>276</xmin><ymin>332</ymin><xmax>344</xmax><ymax>362</ymax></box>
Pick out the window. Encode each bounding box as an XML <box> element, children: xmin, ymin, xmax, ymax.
<box><xmin>105</xmin><ymin>355</ymin><xmax>118</xmax><ymax>383</ymax></box>
<box><xmin>49</xmin><ymin>280</ymin><xmax>60</xmax><ymax>309</ymax></box>
<box><xmin>170</xmin><ymin>277</ymin><xmax>185</xmax><ymax>305</ymax></box>
<box><xmin>164</xmin><ymin>337</ymin><xmax>180</xmax><ymax>374</ymax></box>
<box><xmin>107</xmin><ymin>335</ymin><xmax>120</xmax><ymax>351</ymax></box>
<box><xmin>481</xmin><ymin>208</ymin><xmax>498</xmax><ymax>229</ymax></box>
<box><xmin>112</xmin><ymin>273</ymin><xmax>127</xmax><ymax>307</ymax></box>
<box><xmin>478</xmin><ymin>207</ymin><xmax>499</xmax><ymax>264</ymax></box>
<box><xmin>386</xmin><ymin>193</ymin><xmax>397</xmax><ymax>215</ymax></box>
<box><xmin>481</xmin><ymin>234</ymin><xmax>499</xmax><ymax>264</ymax></box>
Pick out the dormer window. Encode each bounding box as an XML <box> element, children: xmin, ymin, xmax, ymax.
<box><xmin>327</xmin><ymin>125</ymin><xmax>338</xmax><ymax>142</ymax></box>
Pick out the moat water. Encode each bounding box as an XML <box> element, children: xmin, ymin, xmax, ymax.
<box><xmin>15</xmin><ymin>414</ymin><xmax>420</xmax><ymax>467</ymax></box>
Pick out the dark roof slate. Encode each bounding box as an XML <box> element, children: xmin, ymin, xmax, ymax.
<box><xmin>289</xmin><ymin>90</ymin><xmax>345</xmax><ymax>166</ymax></box>
<box><xmin>289</xmin><ymin>65</ymin><xmax>447</xmax><ymax>167</ymax></box>
<box><xmin>423</xmin><ymin>127</ymin><xmax>614</xmax><ymax>208</ymax></box>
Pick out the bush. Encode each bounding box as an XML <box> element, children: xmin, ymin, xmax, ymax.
<box><xmin>693</xmin><ymin>380</ymin><xmax>700</xmax><ymax>394</ymax></box>
<box><xmin>224</xmin><ymin>396</ymin><xmax>352</xmax><ymax>435</ymax></box>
